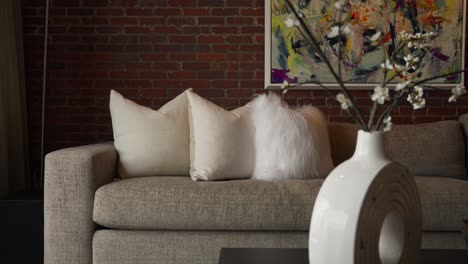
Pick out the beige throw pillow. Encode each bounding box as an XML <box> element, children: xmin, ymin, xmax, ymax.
<box><xmin>110</xmin><ymin>89</ymin><xmax>191</xmax><ymax>178</ymax></box>
<box><xmin>187</xmin><ymin>91</ymin><xmax>254</xmax><ymax>181</ymax></box>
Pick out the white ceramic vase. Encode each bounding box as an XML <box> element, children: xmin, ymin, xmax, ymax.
<box><xmin>309</xmin><ymin>130</ymin><xmax>422</xmax><ymax>264</ymax></box>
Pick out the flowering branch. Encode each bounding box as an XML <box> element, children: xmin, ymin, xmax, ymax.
<box><xmin>375</xmin><ymin>70</ymin><xmax>467</xmax><ymax>130</ymax></box>
<box><xmin>284</xmin><ymin>0</ymin><xmax>368</xmax><ymax>130</ymax></box>
<box><xmin>368</xmin><ymin>42</ymin><xmax>390</xmax><ymax>129</ymax></box>
<box><xmin>411</xmin><ymin>70</ymin><xmax>467</xmax><ymax>87</ymax></box>
<box><xmin>281</xmin><ymin>0</ymin><xmax>466</xmax><ymax>132</ymax></box>
<box><xmin>282</xmin><ymin>80</ymin><xmax>363</xmax><ymax>127</ymax></box>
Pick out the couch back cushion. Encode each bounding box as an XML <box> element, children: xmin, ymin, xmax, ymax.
<box><xmin>328</xmin><ymin>120</ymin><xmax>467</xmax><ymax>179</ymax></box>
<box><xmin>328</xmin><ymin>122</ymin><xmax>359</xmax><ymax>166</ymax></box>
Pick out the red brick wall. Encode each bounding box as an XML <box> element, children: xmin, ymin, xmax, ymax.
<box><xmin>22</xmin><ymin>0</ymin><xmax>468</xmax><ymax>178</ymax></box>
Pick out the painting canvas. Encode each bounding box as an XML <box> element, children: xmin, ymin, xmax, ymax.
<box><xmin>265</xmin><ymin>0</ymin><xmax>466</xmax><ymax>88</ymax></box>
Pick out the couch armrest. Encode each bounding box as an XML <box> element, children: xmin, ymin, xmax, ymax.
<box><xmin>44</xmin><ymin>143</ymin><xmax>117</xmax><ymax>264</ymax></box>
<box><xmin>459</xmin><ymin>114</ymin><xmax>468</xmax><ymax>176</ymax></box>
<box><xmin>459</xmin><ymin>114</ymin><xmax>468</xmax><ymax>132</ymax></box>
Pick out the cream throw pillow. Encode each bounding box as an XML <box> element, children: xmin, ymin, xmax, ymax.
<box><xmin>187</xmin><ymin>91</ymin><xmax>254</xmax><ymax>181</ymax></box>
<box><xmin>110</xmin><ymin>89</ymin><xmax>191</xmax><ymax>178</ymax></box>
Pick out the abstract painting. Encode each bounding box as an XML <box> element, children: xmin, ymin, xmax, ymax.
<box><xmin>265</xmin><ymin>0</ymin><xmax>466</xmax><ymax>88</ymax></box>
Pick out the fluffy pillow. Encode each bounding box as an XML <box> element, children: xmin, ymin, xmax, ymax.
<box><xmin>110</xmin><ymin>89</ymin><xmax>191</xmax><ymax>178</ymax></box>
<box><xmin>250</xmin><ymin>93</ymin><xmax>334</xmax><ymax>181</ymax></box>
<box><xmin>187</xmin><ymin>90</ymin><xmax>254</xmax><ymax>181</ymax></box>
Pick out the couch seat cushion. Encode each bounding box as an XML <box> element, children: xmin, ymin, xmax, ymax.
<box><xmin>93</xmin><ymin>176</ymin><xmax>322</xmax><ymax>231</ymax></box>
<box><xmin>93</xmin><ymin>176</ymin><xmax>468</xmax><ymax>231</ymax></box>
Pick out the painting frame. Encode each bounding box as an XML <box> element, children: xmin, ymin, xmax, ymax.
<box><xmin>264</xmin><ymin>0</ymin><xmax>467</xmax><ymax>90</ymax></box>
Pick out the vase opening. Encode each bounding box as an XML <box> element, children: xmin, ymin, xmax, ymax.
<box><xmin>352</xmin><ymin>130</ymin><xmax>388</xmax><ymax>161</ymax></box>
<box><xmin>378</xmin><ymin>210</ymin><xmax>405</xmax><ymax>264</ymax></box>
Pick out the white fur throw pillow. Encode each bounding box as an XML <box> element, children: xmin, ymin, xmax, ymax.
<box><xmin>250</xmin><ymin>93</ymin><xmax>334</xmax><ymax>181</ymax></box>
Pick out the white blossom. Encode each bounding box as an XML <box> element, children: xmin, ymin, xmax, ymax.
<box><xmin>403</xmin><ymin>54</ymin><xmax>415</xmax><ymax>67</ymax></box>
<box><xmin>403</xmin><ymin>53</ymin><xmax>421</xmax><ymax>69</ymax></box>
<box><xmin>448</xmin><ymin>84</ymin><xmax>467</xmax><ymax>102</ymax></box>
<box><xmin>412</xmin><ymin>97</ymin><xmax>426</xmax><ymax>109</ymax></box>
<box><xmin>341</xmin><ymin>25</ymin><xmax>351</xmax><ymax>35</ymax></box>
<box><xmin>327</xmin><ymin>25</ymin><xmax>351</xmax><ymax>38</ymax></box>
<box><xmin>399</xmin><ymin>30</ymin><xmax>409</xmax><ymax>40</ymax></box>
<box><xmin>395</xmin><ymin>81</ymin><xmax>411</xmax><ymax>91</ymax></box>
<box><xmin>284</xmin><ymin>15</ymin><xmax>299</xmax><ymax>28</ymax></box>
<box><xmin>334</xmin><ymin>0</ymin><xmax>349</xmax><ymax>11</ymax></box>
<box><xmin>380</xmin><ymin>59</ymin><xmax>391</xmax><ymax>70</ymax></box>
<box><xmin>336</xmin><ymin>93</ymin><xmax>352</xmax><ymax>110</ymax></box>
<box><xmin>407</xmin><ymin>86</ymin><xmax>426</xmax><ymax>110</ymax></box>
<box><xmin>413</xmin><ymin>86</ymin><xmax>423</xmax><ymax>97</ymax></box>
<box><xmin>448</xmin><ymin>95</ymin><xmax>457</xmax><ymax>103</ymax></box>
<box><xmin>383</xmin><ymin>116</ymin><xmax>393</xmax><ymax>132</ymax></box>
<box><xmin>404</xmin><ymin>54</ymin><xmax>413</xmax><ymax>62</ymax></box>
<box><xmin>371</xmin><ymin>86</ymin><xmax>390</xmax><ymax>104</ymax></box>
<box><xmin>327</xmin><ymin>26</ymin><xmax>340</xmax><ymax>38</ymax></box>
<box><xmin>380</xmin><ymin>59</ymin><xmax>404</xmax><ymax>71</ymax></box>
<box><xmin>334</xmin><ymin>2</ymin><xmax>343</xmax><ymax>10</ymax></box>
<box><xmin>370</xmin><ymin>31</ymin><xmax>382</xmax><ymax>42</ymax></box>
<box><xmin>400</xmin><ymin>31</ymin><xmax>437</xmax><ymax>51</ymax></box>
<box><xmin>281</xmin><ymin>80</ymin><xmax>290</xmax><ymax>89</ymax></box>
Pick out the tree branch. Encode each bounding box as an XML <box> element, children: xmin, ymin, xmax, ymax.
<box><xmin>285</xmin><ymin>0</ymin><xmax>368</xmax><ymax>130</ymax></box>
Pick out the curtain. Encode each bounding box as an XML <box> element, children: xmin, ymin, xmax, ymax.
<box><xmin>0</xmin><ymin>0</ymin><xmax>30</xmax><ymax>197</ymax></box>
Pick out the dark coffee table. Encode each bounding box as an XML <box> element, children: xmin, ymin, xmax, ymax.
<box><xmin>218</xmin><ymin>248</ymin><xmax>468</xmax><ymax>264</ymax></box>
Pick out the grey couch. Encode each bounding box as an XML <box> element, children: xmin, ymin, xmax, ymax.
<box><xmin>44</xmin><ymin>115</ymin><xmax>468</xmax><ymax>264</ymax></box>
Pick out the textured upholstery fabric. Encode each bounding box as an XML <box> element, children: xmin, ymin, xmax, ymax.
<box><xmin>187</xmin><ymin>90</ymin><xmax>254</xmax><ymax>181</ymax></box>
<box><xmin>415</xmin><ymin>176</ymin><xmax>468</xmax><ymax>231</ymax></box>
<box><xmin>328</xmin><ymin>121</ymin><xmax>467</xmax><ymax>179</ymax></box>
<box><xmin>93</xmin><ymin>176</ymin><xmax>322</xmax><ymax>230</ymax></box>
<box><xmin>44</xmin><ymin>119</ymin><xmax>468</xmax><ymax>264</ymax></box>
<box><xmin>92</xmin><ymin>230</ymin><xmax>465</xmax><ymax>264</ymax></box>
<box><xmin>110</xmin><ymin>89</ymin><xmax>191</xmax><ymax>178</ymax></box>
<box><xmin>385</xmin><ymin>121</ymin><xmax>466</xmax><ymax>179</ymax></box>
<box><xmin>421</xmin><ymin>232</ymin><xmax>468</xmax><ymax>249</ymax></box>
<box><xmin>44</xmin><ymin>143</ymin><xmax>117</xmax><ymax>264</ymax></box>
<box><xmin>94</xmin><ymin>176</ymin><xmax>467</xmax><ymax>231</ymax></box>
<box><xmin>459</xmin><ymin>114</ymin><xmax>468</xmax><ymax>169</ymax></box>
<box><xmin>93</xmin><ymin>230</ymin><xmax>308</xmax><ymax>264</ymax></box>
